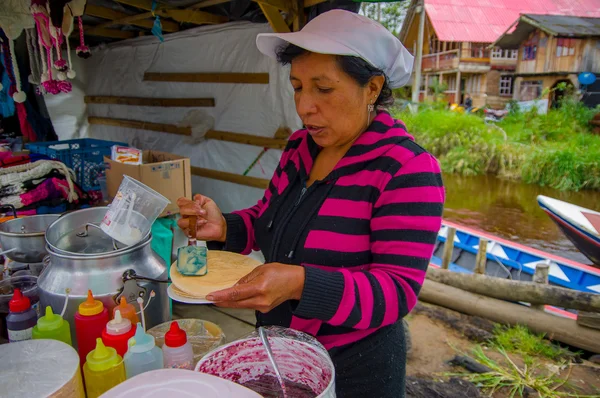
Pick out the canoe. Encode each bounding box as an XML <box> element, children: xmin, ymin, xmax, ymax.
<box><xmin>537</xmin><ymin>195</ymin><xmax>600</xmax><ymax>266</ymax></box>
<box><xmin>431</xmin><ymin>220</ymin><xmax>600</xmax><ymax>319</ymax></box>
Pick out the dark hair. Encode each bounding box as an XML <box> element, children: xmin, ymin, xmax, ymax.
<box><xmin>276</xmin><ymin>44</ymin><xmax>394</xmax><ymax>108</ymax></box>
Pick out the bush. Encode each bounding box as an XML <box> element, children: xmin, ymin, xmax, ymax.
<box><xmin>392</xmin><ymin>103</ymin><xmax>600</xmax><ymax>191</ymax></box>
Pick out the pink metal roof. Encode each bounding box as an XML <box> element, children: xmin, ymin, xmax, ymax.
<box><xmin>425</xmin><ymin>0</ymin><xmax>600</xmax><ymax>43</ymax></box>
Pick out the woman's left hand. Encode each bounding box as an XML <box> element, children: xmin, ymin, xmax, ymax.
<box><xmin>206</xmin><ymin>263</ymin><xmax>305</xmax><ymax>313</ymax></box>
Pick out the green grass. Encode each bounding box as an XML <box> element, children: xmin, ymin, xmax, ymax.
<box><xmin>446</xmin><ymin>345</ymin><xmax>585</xmax><ymax>398</ymax></box>
<box><xmin>491</xmin><ymin>325</ymin><xmax>575</xmax><ymax>362</ymax></box>
<box><xmin>392</xmin><ymin>103</ymin><xmax>600</xmax><ymax>191</ymax></box>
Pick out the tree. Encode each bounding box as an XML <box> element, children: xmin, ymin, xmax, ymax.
<box><xmin>359</xmin><ymin>1</ymin><xmax>410</xmax><ymax>36</ymax></box>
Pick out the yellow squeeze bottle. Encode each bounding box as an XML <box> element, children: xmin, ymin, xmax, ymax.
<box><xmin>83</xmin><ymin>338</ymin><xmax>126</xmax><ymax>398</ymax></box>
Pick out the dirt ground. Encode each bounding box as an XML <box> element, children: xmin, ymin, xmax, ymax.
<box><xmin>405</xmin><ymin>304</ymin><xmax>600</xmax><ymax>398</ymax></box>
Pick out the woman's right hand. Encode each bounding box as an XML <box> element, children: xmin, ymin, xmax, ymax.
<box><xmin>177</xmin><ymin>194</ymin><xmax>227</xmax><ymax>242</ymax></box>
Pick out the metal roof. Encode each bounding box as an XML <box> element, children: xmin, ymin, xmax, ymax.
<box><xmin>420</xmin><ymin>0</ymin><xmax>600</xmax><ymax>43</ymax></box>
<box><xmin>493</xmin><ymin>14</ymin><xmax>600</xmax><ymax>48</ymax></box>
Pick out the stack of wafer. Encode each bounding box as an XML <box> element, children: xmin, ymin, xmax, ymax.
<box><xmin>170</xmin><ymin>251</ymin><xmax>262</xmax><ymax>299</ymax></box>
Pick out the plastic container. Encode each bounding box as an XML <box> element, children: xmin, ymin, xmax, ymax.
<box><xmin>101</xmin><ymin>176</ymin><xmax>170</xmax><ymax>246</ymax></box>
<box><xmin>100</xmin><ymin>369</ymin><xmax>262</xmax><ymax>398</ymax></box>
<box><xmin>32</xmin><ymin>305</ymin><xmax>72</xmax><ymax>346</ymax></box>
<box><xmin>113</xmin><ymin>296</ymin><xmax>139</xmax><ymax>325</ymax></box>
<box><xmin>0</xmin><ymin>275</ymin><xmax>39</xmax><ymax>314</ymax></box>
<box><xmin>196</xmin><ymin>327</ymin><xmax>336</xmax><ymax>398</ymax></box>
<box><xmin>102</xmin><ymin>310</ymin><xmax>137</xmax><ymax>358</ymax></box>
<box><xmin>75</xmin><ymin>290</ymin><xmax>109</xmax><ymax>366</ymax></box>
<box><xmin>148</xmin><ymin>319</ymin><xmax>224</xmax><ymax>365</ymax></box>
<box><xmin>6</xmin><ymin>288</ymin><xmax>37</xmax><ymax>342</ymax></box>
<box><xmin>97</xmin><ymin>175</ymin><xmax>110</xmax><ymax>203</ymax></box>
<box><xmin>162</xmin><ymin>321</ymin><xmax>194</xmax><ymax>370</ymax></box>
<box><xmin>83</xmin><ymin>338</ymin><xmax>126</xmax><ymax>398</ymax></box>
<box><xmin>25</xmin><ymin>138</ymin><xmax>127</xmax><ymax>191</ymax></box>
<box><xmin>124</xmin><ymin>322</ymin><xmax>164</xmax><ymax>379</ymax></box>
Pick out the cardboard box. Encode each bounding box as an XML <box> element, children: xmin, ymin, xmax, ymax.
<box><xmin>104</xmin><ymin>150</ymin><xmax>192</xmax><ymax>217</ymax></box>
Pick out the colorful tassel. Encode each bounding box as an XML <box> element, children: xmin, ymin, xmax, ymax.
<box><xmin>75</xmin><ymin>17</ymin><xmax>91</xmax><ymax>59</ymax></box>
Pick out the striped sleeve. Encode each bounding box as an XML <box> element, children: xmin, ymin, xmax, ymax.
<box><xmin>294</xmin><ymin>153</ymin><xmax>445</xmax><ymax>329</ymax></box>
<box><xmin>220</xmin><ymin>134</ymin><xmax>302</xmax><ymax>255</ymax></box>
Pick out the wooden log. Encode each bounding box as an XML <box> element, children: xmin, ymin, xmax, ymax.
<box><xmin>441</xmin><ymin>227</ymin><xmax>456</xmax><ymax>270</ymax></box>
<box><xmin>143</xmin><ymin>72</ymin><xmax>269</xmax><ymax>84</ymax></box>
<box><xmin>577</xmin><ymin>311</ymin><xmax>600</xmax><ymax>330</ymax></box>
<box><xmin>191</xmin><ymin>167</ymin><xmax>269</xmax><ymax>189</ymax></box>
<box><xmin>426</xmin><ymin>267</ymin><xmax>600</xmax><ymax>313</ymax></box>
<box><xmin>531</xmin><ymin>263</ymin><xmax>549</xmax><ymax>311</ymax></box>
<box><xmin>474</xmin><ymin>239</ymin><xmax>487</xmax><ymax>274</ymax></box>
<box><xmin>88</xmin><ymin>116</ymin><xmax>192</xmax><ymax>136</ymax></box>
<box><xmin>84</xmin><ymin>96</ymin><xmax>215</xmax><ymax>107</ymax></box>
<box><xmin>85</xmin><ymin>5</ymin><xmax>179</xmax><ymax>32</ymax></box>
<box><xmin>258</xmin><ymin>2</ymin><xmax>291</xmax><ymax>33</ymax></box>
<box><xmin>419</xmin><ymin>280</ymin><xmax>600</xmax><ymax>353</ymax></box>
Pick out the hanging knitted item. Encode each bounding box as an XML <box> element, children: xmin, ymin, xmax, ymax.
<box><xmin>75</xmin><ymin>16</ymin><xmax>90</xmax><ymax>58</ymax></box>
<box><xmin>0</xmin><ymin>0</ymin><xmax>35</xmax><ymax>102</ymax></box>
<box><xmin>25</xmin><ymin>28</ymin><xmax>42</xmax><ymax>85</ymax></box>
<box><xmin>61</xmin><ymin>3</ymin><xmax>76</xmax><ymax>79</ymax></box>
<box><xmin>151</xmin><ymin>0</ymin><xmax>164</xmax><ymax>43</ymax></box>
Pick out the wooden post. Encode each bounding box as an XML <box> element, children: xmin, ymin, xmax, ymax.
<box><xmin>441</xmin><ymin>227</ymin><xmax>456</xmax><ymax>270</ymax></box>
<box><xmin>411</xmin><ymin>0</ymin><xmax>426</xmax><ymax>104</ymax></box>
<box><xmin>531</xmin><ymin>263</ymin><xmax>549</xmax><ymax>311</ymax></box>
<box><xmin>455</xmin><ymin>70</ymin><xmax>462</xmax><ymax>104</ymax></box>
<box><xmin>474</xmin><ymin>239</ymin><xmax>487</xmax><ymax>274</ymax></box>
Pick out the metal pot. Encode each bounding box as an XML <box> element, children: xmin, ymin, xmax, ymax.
<box><xmin>0</xmin><ymin>205</ymin><xmax>60</xmax><ymax>263</ymax></box>
<box><xmin>39</xmin><ymin>207</ymin><xmax>170</xmax><ymax>349</ymax></box>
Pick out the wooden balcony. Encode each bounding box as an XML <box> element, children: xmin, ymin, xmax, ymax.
<box><xmin>422</xmin><ymin>49</ymin><xmax>459</xmax><ymax>71</ymax></box>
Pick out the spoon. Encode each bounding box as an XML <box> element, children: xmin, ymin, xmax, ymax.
<box><xmin>258</xmin><ymin>327</ymin><xmax>287</xmax><ymax>397</ymax></box>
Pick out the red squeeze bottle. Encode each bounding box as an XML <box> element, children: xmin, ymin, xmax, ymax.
<box><xmin>75</xmin><ymin>290</ymin><xmax>109</xmax><ymax>366</ymax></box>
<box><xmin>101</xmin><ymin>309</ymin><xmax>137</xmax><ymax>358</ymax></box>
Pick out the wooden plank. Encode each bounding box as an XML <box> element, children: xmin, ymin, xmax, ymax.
<box><xmin>441</xmin><ymin>227</ymin><xmax>456</xmax><ymax>270</ymax></box>
<box><xmin>426</xmin><ymin>267</ymin><xmax>600</xmax><ymax>313</ymax></box>
<box><xmin>254</xmin><ymin>0</ymin><xmax>292</xmax><ymax>12</ymax></box>
<box><xmin>85</xmin><ymin>5</ymin><xmax>178</xmax><ymax>32</ymax></box>
<box><xmin>474</xmin><ymin>239</ymin><xmax>487</xmax><ymax>274</ymax></box>
<box><xmin>303</xmin><ymin>0</ymin><xmax>327</xmax><ymax>7</ymax></box>
<box><xmin>157</xmin><ymin>9</ymin><xmax>228</xmax><ymax>25</ymax></box>
<box><xmin>191</xmin><ymin>167</ymin><xmax>270</xmax><ymax>189</ymax></box>
<box><xmin>205</xmin><ymin>130</ymin><xmax>287</xmax><ymax>149</ymax></box>
<box><xmin>144</xmin><ymin>72</ymin><xmax>269</xmax><ymax>84</ymax></box>
<box><xmin>114</xmin><ymin>0</ymin><xmax>155</xmax><ymax>11</ymax></box>
<box><xmin>84</xmin><ymin>96</ymin><xmax>215</xmax><ymax>107</ymax></box>
<box><xmin>258</xmin><ymin>3</ymin><xmax>291</xmax><ymax>33</ymax></box>
<box><xmin>187</xmin><ymin>0</ymin><xmax>232</xmax><ymax>9</ymax></box>
<box><xmin>88</xmin><ymin>116</ymin><xmax>192</xmax><ymax>136</ymax></box>
<box><xmin>419</xmin><ymin>280</ymin><xmax>600</xmax><ymax>355</ymax></box>
<box><xmin>81</xmin><ymin>26</ymin><xmax>136</xmax><ymax>39</ymax></box>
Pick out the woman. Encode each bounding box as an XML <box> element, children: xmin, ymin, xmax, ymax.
<box><xmin>178</xmin><ymin>9</ymin><xmax>445</xmax><ymax>397</ymax></box>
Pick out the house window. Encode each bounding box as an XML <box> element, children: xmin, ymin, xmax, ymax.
<box><xmin>556</xmin><ymin>38</ymin><xmax>577</xmax><ymax>57</ymax></box>
<box><xmin>519</xmin><ymin>80</ymin><xmax>543</xmax><ymax>101</ymax></box>
<box><xmin>491</xmin><ymin>48</ymin><xmax>519</xmax><ymax>59</ymax></box>
<box><xmin>465</xmin><ymin>75</ymin><xmax>482</xmax><ymax>94</ymax></box>
<box><xmin>523</xmin><ymin>45</ymin><xmax>537</xmax><ymax>60</ymax></box>
<box><xmin>499</xmin><ymin>76</ymin><xmax>514</xmax><ymax>96</ymax></box>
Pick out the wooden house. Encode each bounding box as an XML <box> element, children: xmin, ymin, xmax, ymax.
<box><xmin>492</xmin><ymin>14</ymin><xmax>600</xmax><ymax>109</ymax></box>
<box><xmin>399</xmin><ymin>0</ymin><xmax>600</xmax><ymax>109</ymax></box>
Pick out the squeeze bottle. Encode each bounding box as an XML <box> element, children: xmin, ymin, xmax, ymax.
<box><xmin>123</xmin><ymin>322</ymin><xmax>163</xmax><ymax>378</ymax></box>
<box><xmin>162</xmin><ymin>321</ymin><xmax>194</xmax><ymax>369</ymax></box>
<box><xmin>75</xmin><ymin>290</ymin><xmax>109</xmax><ymax>366</ymax></box>
<box><xmin>102</xmin><ymin>309</ymin><xmax>137</xmax><ymax>357</ymax></box>
<box><xmin>83</xmin><ymin>338</ymin><xmax>126</xmax><ymax>398</ymax></box>
<box><xmin>32</xmin><ymin>306</ymin><xmax>72</xmax><ymax>346</ymax></box>
<box><xmin>113</xmin><ymin>296</ymin><xmax>139</xmax><ymax>324</ymax></box>
<box><xmin>6</xmin><ymin>288</ymin><xmax>37</xmax><ymax>342</ymax></box>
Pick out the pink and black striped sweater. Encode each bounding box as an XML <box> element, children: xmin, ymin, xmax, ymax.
<box><xmin>219</xmin><ymin>110</ymin><xmax>445</xmax><ymax>351</ymax></box>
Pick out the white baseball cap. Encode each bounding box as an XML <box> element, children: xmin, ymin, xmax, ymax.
<box><xmin>256</xmin><ymin>9</ymin><xmax>414</xmax><ymax>88</ymax></box>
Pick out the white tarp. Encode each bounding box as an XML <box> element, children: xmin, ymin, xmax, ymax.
<box><xmin>46</xmin><ymin>22</ymin><xmax>301</xmax><ymax>214</ymax></box>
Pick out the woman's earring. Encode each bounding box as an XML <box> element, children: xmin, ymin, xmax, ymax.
<box><xmin>367</xmin><ymin>103</ymin><xmax>375</xmax><ymax>113</ymax></box>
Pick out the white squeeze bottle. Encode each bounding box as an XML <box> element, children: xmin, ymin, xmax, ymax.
<box><xmin>124</xmin><ymin>322</ymin><xmax>163</xmax><ymax>378</ymax></box>
<box><xmin>162</xmin><ymin>321</ymin><xmax>194</xmax><ymax>370</ymax></box>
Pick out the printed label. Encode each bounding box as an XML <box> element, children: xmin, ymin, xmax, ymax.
<box><xmin>8</xmin><ymin>327</ymin><xmax>33</xmax><ymax>342</ymax></box>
